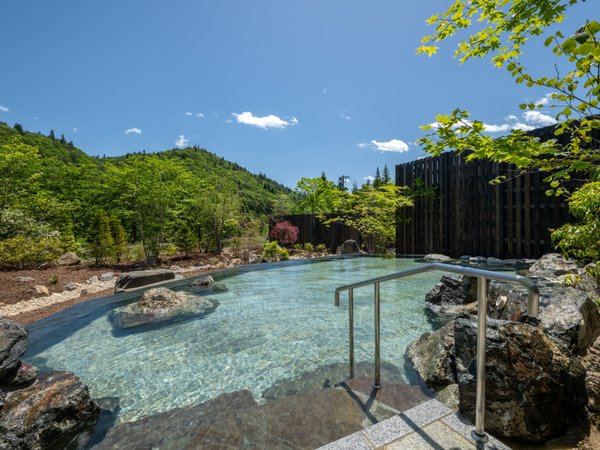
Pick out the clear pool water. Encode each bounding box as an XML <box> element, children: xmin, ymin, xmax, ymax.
<box><xmin>25</xmin><ymin>257</ymin><xmax>443</xmax><ymax>424</ymax></box>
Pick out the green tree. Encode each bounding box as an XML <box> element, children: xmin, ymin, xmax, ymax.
<box><xmin>89</xmin><ymin>210</ymin><xmax>113</xmax><ymax>264</ymax></box>
<box><xmin>329</xmin><ymin>184</ymin><xmax>412</xmax><ymax>253</ymax></box>
<box><xmin>295</xmin><ymin>177</ymin><xmax>345</xmax><ymax>214</ymax></box>
<box><xmin>49</xmin><ymin>129</ymin><xmax>55</xmax><ymax>140</ymax></box>
<box><xmin>373</xmin><ymin>167</ymin><xmax>382</xmax><ymax>188</ymax></box>
<box><xmin>13</xmin><ymin>123</ymin><xmax>24</xmax><ymax>135</ymax></box>
<box><xmin>115</xmin><ymin>155</ymin><xmax>193</xmax><ymax>264</ymax></box>
<box><xmin>109</xmin><ymin>215</ymin><xmax>127</xmax><ymax>262</ymax></box>
<box><xmin>417</xmin><ymin>1</ymin><xmax>599</xmax><ymax>260</ymax></box>
<box><xmin>382</xmin><ymin>165</ymin><xmax>392</xmax><ymax>184</ymax></box>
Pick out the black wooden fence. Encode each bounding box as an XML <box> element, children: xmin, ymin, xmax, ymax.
<box><xmin>271</xmin><ymin>214</ymin><xmax>362</xmax><ymax>252</ymax></box>
<box><xmin>395</xmin><ymin>151</ymin><xmax>581</xmax><ymax>259</ymax></box>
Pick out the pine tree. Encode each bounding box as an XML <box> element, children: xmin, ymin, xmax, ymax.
<box><xmin>49</xmin><ymin>129</ymin><xmax>55</xmax><ymax>140</ymax></box>
<box><xmin>320</xmin><ymin>171</ymin><xmax>327</xmax><ymax>181</ymax></box>
<box><xmin>382</xmin><ymin>165</ymin><xmax>392</xmax><ymax>184</ymax></box>
<box><xmin>109</xmin><ymin>215</ymin><xmax>127</xmax><ymax>262</ymax></box>
<box><xmin>352</xmin><ymin>182</ymin><xmax>359</xmax><ymax>194</ymax></box>
<box><xmin>89</xmin><ymin>210</ymin><xmax>114</xmax><ymax>264</ymax></box>
<box><xmin>13</xmin><ymin>123</ymin><xmax>24</xmax><ymax>135</ymax></box>
<box><xmin>373</xmin><ymin>167</ymin><xmax>382</xmax><ymax>188</ymax></box>
<box><xmin>60</xmin><ymin>134</ymin><xmax>66</xmax><ymax>145</ymax></box>
<box><xmin>338</xmin><ymin>175</ymin><xmax>348</xmax><ymax>191</ymax></box>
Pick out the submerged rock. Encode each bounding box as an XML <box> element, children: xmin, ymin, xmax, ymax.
<box><xmin>0</xmin><ymin>371</ymin><xmax>100</xmax><ymax>450</ymax></box>
<box><xmin>0</xmin><ymin>319</ymin><xmax>28</xmax><ymax>380</ymax></box>
<box><xmin>114</xmin><ymin>269</ymin><xmax>175</xmax><ymax>292</ymax></box>
<box><xmin>454</xmin><ymin>316</ymin><xmax>587</xmax><ymax>443</ymax></box>
<box><xmin>190</xmin><ymin>275</ymin><xmax>228</xmax><ymax>293</ymax></box>
<box><xmin>109</xmin><ymin>287</ymin><xmax>219</xmax><ymax>329</ymax></box>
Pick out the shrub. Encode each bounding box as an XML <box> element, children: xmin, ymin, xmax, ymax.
<box><xmin>48</xmin><ymin>274</ymin><xmax>58</xmax><ymax>285</ymax></box>
<box><xmin>293</xmin><ymin>243</ymin><xmax>303</xmax><ymax>250</ymax></box>
<box><xmin>262</xmin><ymin>241</ymin><xmax>289</xmax><ymax>262</ymax></box>
<box><xmin>303</xmin><ymin>242</ymin><xmax>314</xmax><ymax>251</ymax></box>
<box><xmin>0</xmin><ymin>235</ymin><xmax>64</xmax><ymax>269</ymax></box>
<box><xmin>269</xmin><ymin>221</ymin><xmax>299</xmax><ymax>247</ymax></box>
<box><xmin>315</xmin><ymin>244</ymin><xmax>327</xmax><ymax>253</ymax></box>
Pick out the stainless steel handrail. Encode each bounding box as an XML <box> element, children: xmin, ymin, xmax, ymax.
<box><xmin>334</xmin><ymin>262</ymin><xmax>540</xmax><ymax>440</ymax></box>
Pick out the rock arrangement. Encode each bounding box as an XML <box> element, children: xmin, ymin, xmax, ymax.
<box><xmin>422</xmin><ymin>253</ymin><xmax>536</xmax><ymax>270</ymax></box>
<box><xmin>407</xmin><ymin>253</ymin><xmax>600</xmax><ymax>443</ymax></box>
<box><xmin>109</xmin><ymin>287</ymin><xmax>219</xmax><ymax>329</ymax></box>
<box><xmin>0</xmin><ymin>318</ymin><xmax>99</xmax><ymax>449</ymax></box>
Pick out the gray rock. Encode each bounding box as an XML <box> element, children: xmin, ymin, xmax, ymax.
<box><xmin>425</xmin><ymin>275</ymin><xmax>477</xmax><ymax>323</ymax></box>
<box><xmin>1</xmin><ymin>361</ymin><xmax>39</xmax><ymax>387</ymax></box>
<box><xmin>0</xmin><ymin>388</ymin><xmax>5</xmax><ymax>409</ymax></box>
<box><xmin>109</xmin><ymin>287</ymin><xmax>219</xmax><ymax>329</ymax></box>
<box><xmin>423</xmin><ymin>253</ymin><xmax>452</xmax><ymax>263</ymax></box>
<box><xmin>190</xmin><ymin>275</ymin><xmax>214</xmax><ymax>287</ymax></box>
<box><xmin>0</xmin><ymin>371</ymin><xmax>100</xmax><ymax>450</ymax></box>
<box><xmin>64</xmin><ymin>282</ymin><xmax>78</xmax><ymax>291</ymax></box>
<box><xmin>337</xmin><ymin>240</ymin><xmax>361</xmax><ymax>254</ymax></box>
<box><xmin>459</xmin><ymin>255</ymin><xmax>471</xmax><ymax>261</ymax></box>
<box><xmin>0</xmin><ymin>319</ymin><xmax>28</xmax><ymax>380</ymax></box>
<box><xmin>454</xmin><ymin>317</ymin><xmax>587</xmax><ymax>442</ymax></box>
<box><xmin>436</xmin><ymin>383</ymin><xmax>459</xmax><ymax>409</ymax></box>
<box><xmin>57</xmin><ymin>252</ymin><xmax>80</xmax><ymax>266</ymax></box>
<box><xmin>31</xmin><ymin>285</ymin><xmax>50</xmax><ymax>297</ymax></box>
<box><xmin>87</xmin><ymin>275</ymin><xmax>99</xmax><ymax>284</ymax></box>
<box><xmin>115</xmin><ymin>269</ymin><xmax>175</xmax><ymax>292</ymax></box>
<box><xmin>406</xmin><ymin>321</ymin><xmax>456</xmax><ymax>390</ymax></box>
<box><xmin>99</xmin><ymin>272</ymin><xmax>114</xmax><ymax>282</ymax></box>
<box><xmin>14</xmin><ymin>276</ymin><xmax>34</xmax><ymax>282</ymax></box>
<box><xmin>529</xmin><ymin>253</ymin><xmax>579</xmax><ymax>280</ymax></box>
<box><xmin>582</xmin><ymin>334</ymin><xmax>600</xmax><ymax>413</ymax></box>
<box><xmin>503</xmin><ymin>259</ymin><xmax>518</xmax><ymax>266</ymax></box>
<box><xmin>487</xmin><ymin>280</ymin><xmax>600</xmax><ymax>355</ymax></box>
<box><xmin>486</xmin><ymin>257</ymin><xmax>503</xmax><ymax>266</ymax></box>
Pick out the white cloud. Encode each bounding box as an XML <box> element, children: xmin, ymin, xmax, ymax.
<box><xmin>0</xmin><ymin>105</ymin><xmax>9</xmax><ymax>112</ymax></box>
<box><xmin>505</xmin><ymin>115</ymin><xmax>519</xmax><ymax>121</ymax></box>
<box><xmin>535</xmin><ymin>93</ymin><xmax>553</xmax><ymax>106</ymax></box>
<box><xmin>363</xmin><ymin>175</ymin><xmax>375</xmax><ymax>182</ymax></box>
<box><xmin>523</xmin><ymin>110</ymin><xmax>557</xmax><ymax>126</ymax></box>
<box><xmin>175</xmin><ymin>135</ymin><xmax>189</xmax><ymax>148</ymax></box>
<box><xmin>196</xmin><ymin>112</ymin><xmax>204</xmax><ymax>118</ymax></box>
<box><xmin>482</xmin><ymin>123</ymin><xmax>512</xmax><ymax>133</ymax></box>
<box><xmin>357</xmin><ymin>143</ymin><xmax>370</xmax><ymax>149</ymax></box>
<box><xmin>233</xmin><ymin>111</ymin><xmax>297</xmax><ymax>129</ymax></box>
<box><xmin>339</xmin><ymin>113</ymin><xmax>352</xmax><ymax>121</ymax></box>
<box><xmin>186</xmin><ymin>112</ymin><xmax>204</xmax><ymax>118</ymax></box>
<box><xmin>125</xmin><ymin>127</ymin><xmax>142</xmax><ymax>135</ymax></box>
<box><xmin>512</xmin><ymin>122</ymin><xmax>535</xmax><ymax>131</ymax></box>
<box><xmin>370</xmin><ymin>139</ymin><xmax>409</xmax><ymax>153</ymax></box>
<box><xmin>72</xmin><ymin>128</ymin><xmax>78</xmax><ymax>132</ymax></box>
<box><xmin>185</xmin><ymin>112</ymin><xmax>193</xmax><ymax>116</ymax></box>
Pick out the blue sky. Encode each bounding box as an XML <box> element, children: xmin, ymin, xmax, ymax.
<box><xmin>0</xmin><ymin>0</ymin><xmax>596</xmax><ymax>188</ymax></box>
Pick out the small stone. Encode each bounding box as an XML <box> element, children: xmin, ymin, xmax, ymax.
<box><xmin>191</xmin><ymin>276</ymin><xmax>215</xmax><ymax>287</ymax></box>
<box><xmin>87</xmin><ymin>276</ymin><xmax>99</xmax><ymax>284</ymax></box>
<box><xmin>169</xmin><ymin>265</ymin><xmax>181</xmax><ymax>272</ymax></box>
<box><xmin>1</xmin><ymin>362</ymin><xmax>39</xmax><ymax>387</ymax></box>
<box><xmin>31</xmin><ymin>285</ymin><xmax>50</xmax><ymax>297</ymax></box>
<box><xmin>99</xmin><ymin>272</ymin><xmax>114</xmax><ymax>282</ymax></box>
<box><xmin>14</xmin><ymin>276</ymin><xmax>34</xmax><ymax>282</ymax></box>
<box><xmin>486</xmin><ymin>257</ymin><xmax>503</xmax><ymax>266</ymax></box>
<box><xmin>64</xmin><ymin>282</ymin><xmax>78</xmax><ymax>291</ymax></box>
<box><xmin>80</xmin><ymin>289</ymin><xmax>88</xmax><ymax>296</ymax></box>
<box><xmin>423</xmin><ymin>254</ymin><xmax>452</xmax><ymax>263</ymax></box>
<box><xmin>57</xmin><ymin>252</ymin><xmax>81</xmax><ymax>266</ymax></box>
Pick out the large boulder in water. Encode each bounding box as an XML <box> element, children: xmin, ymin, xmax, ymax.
<box><xmin>454</xmin><ymin>316</ymin><xmax>587</xmax><ymax>443</ymax></box>
<box><xmin>0</xmin><ymin>319</ymin><xmax>28</xmax><ymax>381</ymax></box>
<box><xmin>109</xmin><ymin>287</ymin><xmax>218</xmax><ymax>329</ymax></box>
<box><xmin>0</xmin><ymin>371</ymin><xmax>100</xmax><ymax>450</ymax></box>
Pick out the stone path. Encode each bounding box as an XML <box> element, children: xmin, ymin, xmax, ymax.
<box><xmin>319</xmin><ymin>398</ymin><xmax>510</xmax><ymax>450</ymax></box>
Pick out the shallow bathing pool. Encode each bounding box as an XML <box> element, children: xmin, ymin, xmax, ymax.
<box><xmin>25</xmin><ymin>257</ymin><xmax>443</xmax><ymax>426</ymax></box>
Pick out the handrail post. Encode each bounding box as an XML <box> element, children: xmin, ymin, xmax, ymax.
<box><xmin>475</xmin><ymin>276</ymin><xmax>488</xmax><ymax>440</ymax></box>
<box><xmin>374</xmin><ymin>281</ymin><xmax>381</xmax><ymax>389</ymax></box>
<box><xmin>348</xmin><ymin>289</ymin><xmax>355</xmax><ymax>379</ymax></box>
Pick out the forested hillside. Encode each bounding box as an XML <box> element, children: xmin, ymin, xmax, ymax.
<box><xmin>0</xmin><ymin>122</ymin><xmax>293</xmax><ymax>267</ymax></box>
